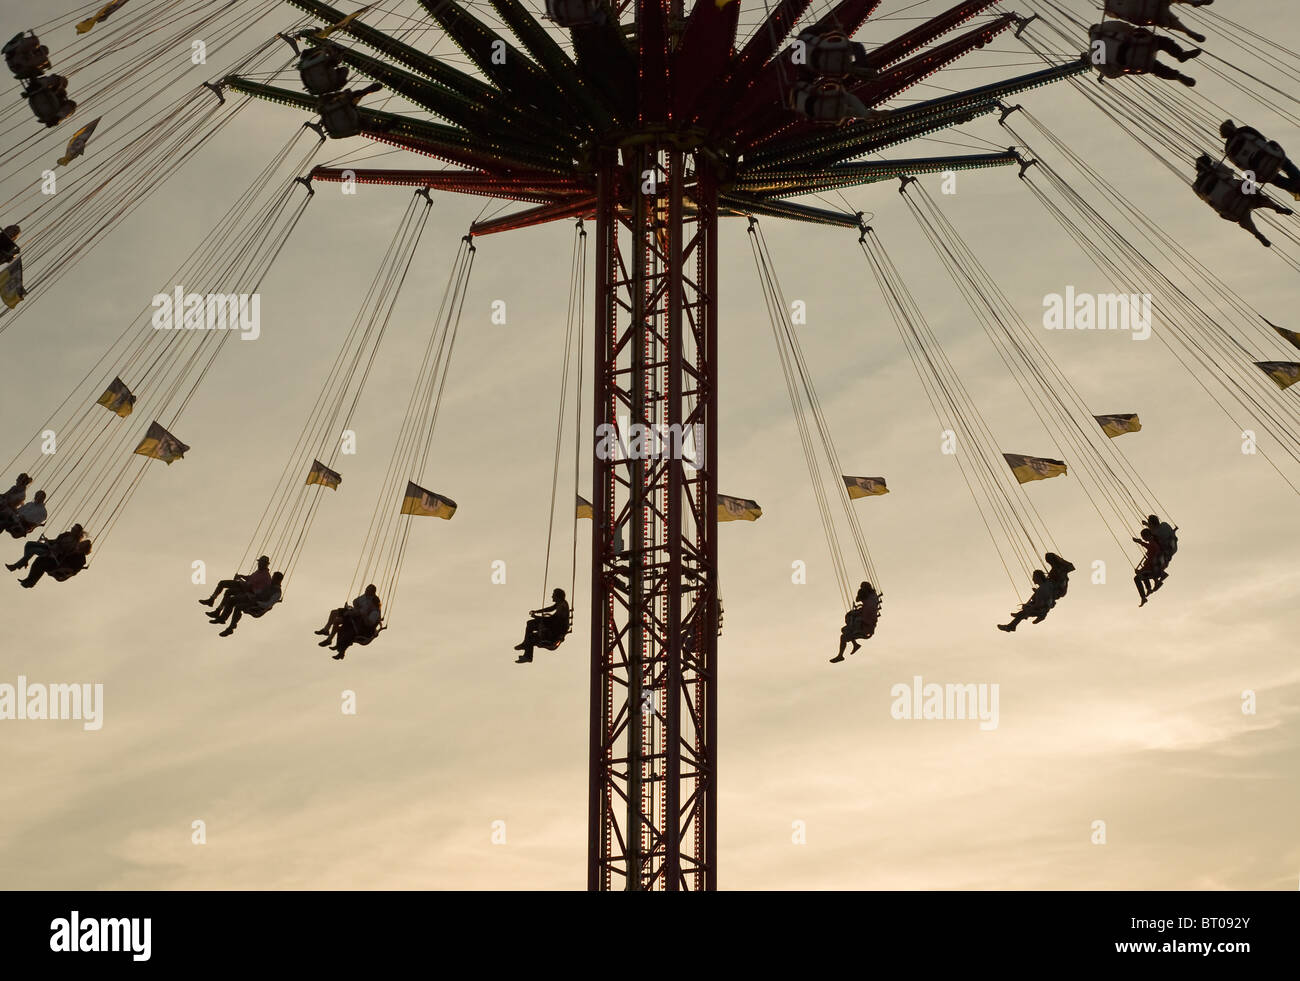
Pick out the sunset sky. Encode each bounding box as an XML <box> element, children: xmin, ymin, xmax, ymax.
<box><xmin>0</xmin><ymin>0</ymin><xmax>1296</xmax><ymax>890</ymax></box>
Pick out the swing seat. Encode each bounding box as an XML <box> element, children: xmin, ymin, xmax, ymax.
<box><xmin>243</xmin><ymin>599</ymin><xmax>281</xmax><ymax>619</ymax></box>
<box><xmin>842</xmin><ymin>596</ymin><xmax>882</xmax><ymax>641</ymax></box>
<box><xmin>535</xmin><ymin>612</ymin><xmax>572</xmax><ymax>651</ymax></box>
<box><xmin>298</xmin><ymin>48</ymin><xmax>348</xmax><ymax>96</ymax></box>
<box><xmin>26</xmin><ymin>79</ymin><xmax>75</xmax><ymax>127</ymax></box>
<box><xmin>802</xmin><ymin>31</ymin><xmax>865</xmax><ymax>78</ymax></box>
<box><xmin>4</xmin><ymin>34</ymin><xmax>49</xmax><ymax>79</ymax></box>
<box><xmin>1247</xmin><ymin>143</ymin><xmax>1287</xmax><ymax>184</ymax></box>
<box><xmin>318</xmin><ymin>92</ymin><xmax>362</xmax><ymax>138</ymax></box>
<box><xmin>545</xmin><ymin>0</ymin><xmax>607</xmax><ymax>28</ymax></box>
<box><xmin>355</xmin><ymin>622</ymin><xmax>383</xmax><ymax>646</ymax></box>
<box><xmin>1103</xmin><ymin>0</ymin><xmax>1163</xmax><ymax>26</ymax></box>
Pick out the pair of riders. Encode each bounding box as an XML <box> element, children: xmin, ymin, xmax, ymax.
<box><xmin>200</xmin><ymin>555</ymin><xmax>284</xmax><ymax>637</ymax></box>
<box><xmin>4</xmin><ymin>33</ymin><xmax>76</xmax><ymax>127</ymax></box>
<box><xmin>1134</xmin><ymin>514</ymin><xmax>1179</xmax><ymax>605</ymax></box>
<box><xmin>316</xmin><ymin>584</ymin><xmax>382</xmax><ymax>660</ymax></box>
<box><xmin>6</xmin><ymin>523</ymin><xmax>90</xmax><ymax>586</ymax></box>
<box><xmin>999</xmin><ymin>553</ymin><xmax>1076</xmax><ymax>632</ymax></box>
<box><xmin>831</xmin><ymin>581</ymin><xmax>882</xmax><ymax>663</ymax></box>
<box><xmin>0</xmin><ymin>472</ymin><xmax>46</xmax><ymax>538</ymax></box>
<box><xmin>1189</xmin><ymin>121</ymin><xmax>1300</xmax><ymax>247</ymax></box>
<box><xmin>1088</xmin><ymin>18</ymin><xmax>1202</xmax><ymax>88</ymax></box>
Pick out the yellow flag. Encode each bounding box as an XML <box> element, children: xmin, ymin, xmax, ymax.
<box><xmin>1255</xmin><ymin>361</ymin><xmax>1300</xmax><ymax>390</ymax></box>
<box><xmin>576</xmin><ymin>494</ymin><xmax>593</xmax><ymax>519</ymax></box>
<box><xmin>842</xmin><ymin>475</ymin><xmax>888</xmax><ymax>499</ymax></box>
<box><xmin>1003</xmin><ymin>452</ymin><xmax>1067</xmax><ymax>484</ymax></box>
<box><xmin>133</xmin><ymin>421</ymin><xmax>189</xmax><ymax>465</ymax></box>
<box><xmin>57</xmin><ymin>117</ymin><xmax>100</xmax><ymax>166</ymax></box>
<box><xmin>306</xmin><ymin>459</ymin><xmax>342</xmax><ymax>489</ymax></box>
<box><xmin>0</xmin><ymin>258</ymin><xmax>25</xmax><ymax>309</ymax></box>
<box><xmin>400</xmin><ymin>480</ymin><xmax>456</xmax><ymax>518</ymax></box>
<box><xmin>718</xmin><ymin>494</ymin><xmax>762</xmax><ymax>522</ymax></box>
<box><xmin>1093</xmin><ymin>413</ymin><xmax>1141</xmax><ymax>438</ymax></box>
<box><xmin>96</xmin><ymin>376</ymin><xmax>136</xmax><ymax>418</ymax></box>
<box><xmin>315</xmin><ymin>4</ymin><xmax>375</xmax><ymax>39</ymax></box>
<box><xmin>76</xmin><ymin>0</ymin><xmax>130</xmax><ymax>35</ymax></box>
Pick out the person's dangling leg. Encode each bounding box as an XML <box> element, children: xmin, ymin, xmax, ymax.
<box><xmin>998</xmin><ymin>608</ymin><xmax>1028</xmax><ymax>632</ymax></box>
<box><xmin>1151</xmin><ymin>566</ymin><xmax>1169</xmax><ymax>592</ymax></box>
<box><xmin>18</xmin><ymin>556</ymin><xmax>53</xmax><ymax>587</ymax></box>
<box><xmin>317</xmin><ymin>608</ymin><xmax>345</xmax><ymax>643</ymax></box>
<box><xmin>516</xmin><ymin>625</ymin><xmax>537</xmax><ymax>663</ymax></box>
<box><xmin>515</xmin><ymin>619</ymin><xmax>540</xmax><ymax>652</ymax></box>
<box><xmin>1150</xmin><ymin>61</ymin><xmax>1196</xmax><ymax>85</ymax></box>
<box><xmin>218</xmin><ymin>605</ymin><xmax>243</xmax><ymax>637</ymax></box>
<box><xmin>1162</xmin><ymin>12</ymin><xmax>1205</xmax><ymax>43</ymax></box>
<box><xmin>1240</xmin><ymin>214</ymin><xmax>1272</xmax><ymax>246</ymax></box>
<box><xmin>1135</xmin><ymin>572</ymin><xmax>1149</xmax><ymax>606</ymax></box>
<box><xmin>1271</xmin><ymin>161</ymin><xmax>1300</xmax><ymax>197</ymax></box>
<box><xmin>6</xmin><ymin>540</ymin><xmax>45</xmax><ymax>571</ymax></box>
<box><xmin>209</xmin><ymin>593</ymin><xmax>236</xmax><ymax>623</ymax></box>
<box><xmin>1153</xmin><ymin>37</ymin><xmax>1199</xmax><ymax>61</ymax></box>
<box><xmin>201</xmin><ymin>578</ymin><xmax>239</xmax><ymax>606</ymax></box>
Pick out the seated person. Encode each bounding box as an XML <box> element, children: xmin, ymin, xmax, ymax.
<box><xmin>26</xmin><ymin>74</ymin><xmax>76</xmax><ymax>127</ymax></box>
<box><xmin>18</xmin><ymin>538</ymin><xmax>90</xmax><ymax>587</ymax></box>
<box><xmin>1089</xmin><ymin>21</ymin><xmax>1200</xmax><ymax>87</ymax></box>
<box><xmin>200</xmin><ymin>555</ymin><xmax>271</xmax><ymax>608</ymax></box>
<box><xmin>1044</xmin><ymin>552</ymin><xmax>1075</xmax><ymax>598</ymax></box>
<box><xmin>0</xmin><ymin>224</ymin><xmax>19</xmax><ymax>263</ymax></box>
<box><xmin>1133</xmin><ymin>528</ymin><xmax>1166</xmax><ymax>606</ymax></box>
<box><xmin>3</xmin><ymin>32</ymin><xmax>49</xmax><ymax>79</ymax></box>
<box><xmin>997</xmin><ymin>569</ymin><xmax>1062</xmax><ymax>632</ymax></box>
<box><xmin>1</xmin><ymin>489</ymin><xmax>45</xmax><ymax>537</ymax></box>
<box><xmin>1103</xmin><ymin>0</ymin><xmax>1211</xmax><ymax>43</ymax></box>
<box><xmin>1194</xmin><ymin>154</ymin><xmax>1294</xmax><ymax>247</ymax></box>
<box><xmin>831</xmin><ymin>582</ymin><xmax>882</xmax><ymax>663</ymax></box>
<box><xmin>211</xmin><ymin>572</ymin><xmax>284</xmax><ymax>637</ymax></box>
<box><xmin>1221</xmin><ymin>120</ymin><xmax>1300</xmax><ymax>197</ymax></box>
<box><xmin>514</xmin><ymin>587</ymin><xmax>570</xmax><ymax>663</ymax></box>
<box><xmin>1145</xmin><ymin>514</ymin><xmax>1178</xmax><ymax>570</ymax></box>
<box><xmin>316</xmin><ymin>584</ymin><xmax>382</xmax><ymax>659</ymax></box>
<box><xmin>7</xmin><ymin>523</ymin><xmax>83</xmax><ymax>572</ymax></box>
<box><xmin>1</xmin><ymin>472</ymin><xmax>32</xmax><ymax>511</ymax></box>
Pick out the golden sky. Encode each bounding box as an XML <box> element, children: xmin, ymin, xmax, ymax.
<box><xmin>0</xmin><ymin>0</ymin><xmax>1297</xmax><ymax>889</ymax></box>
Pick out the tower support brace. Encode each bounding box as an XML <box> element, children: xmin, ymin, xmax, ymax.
<box><xmin>588</xmin><ymin>146</ymin><xmax>719</xmax><ymax>891</ymax></box>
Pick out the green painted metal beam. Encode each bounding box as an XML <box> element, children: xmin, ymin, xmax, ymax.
<box><xmin>739</xmin><ymin>151</ymin><xmax>1017</xmax><ymax>197</ymax></box>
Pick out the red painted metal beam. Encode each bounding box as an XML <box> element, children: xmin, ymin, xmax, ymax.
<box><xmin>694</xmin><ymin>0</ymin><xmax>813</xmax><ymax>128</ymax></box>
<box><xmin>807</xmin><ymin>0</ymin><xmax>884</xmax><ymax>37</ymax></box>
<box><xmin>852</xmin><ymin>15</ymin><xmax>1014</xmax><ymax>107</ymax></box>
<box><xmin>469</xmin><ymin>196</ymin><xmax>598</xmax><ymax>235</ymax></box>
<box><xmin>671</xmin><ymin>0</ymin><xmax>741</xmax><ymax>120</ymax></box>
<box><xmin>638</xmin><ymin>0</ymin><xmax>671</xmax><ymax>122</ymax></box>
<box><xmin>865</xmin><ymin>0</ymin><xmax>1001</xmax><ymax>70</ymax></box>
